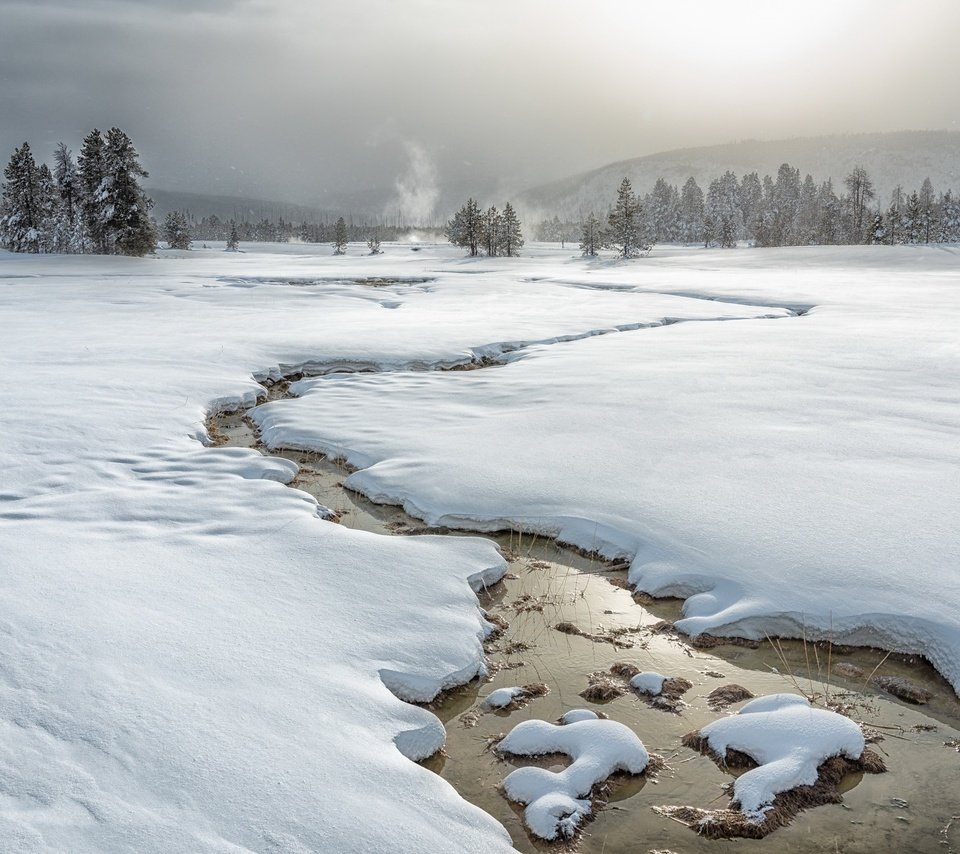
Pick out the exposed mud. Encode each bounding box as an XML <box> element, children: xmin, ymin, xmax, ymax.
<box><xmin>208</xmin><ymin>391</ymin><xmax>960</xmax><ymax>854</ymax></box>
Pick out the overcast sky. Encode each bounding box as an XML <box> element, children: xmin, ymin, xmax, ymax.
<box><xmin>2</xmin><ymin>0</ymin><xmax>959</xmax><ymax>206</ymax></box>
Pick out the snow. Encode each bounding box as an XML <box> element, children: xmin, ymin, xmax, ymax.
<box><xmin>497</xmin><ymin>717</ymin><xmax>650</xmax><ymax>840</ymax></box>
<box><xmin>484</xmin><ymin>687</ymin><xmax>523</xmax><ymax>709</ymax></box>
<box><xmin>699</xmin><ymin>693</ymin><xmax>865</xmax><ymax>822</ymax></box>
<box><xmin>559</xmin><ymin>708</ymin><xmax>600</xmax><ymax>724</ymax></box>
<box><xmin>246</xmin><ymin>244</ymin><xmax>960</xmax><ymax>695</ymax></box>
<box><xmin>630</xmin><ymin>671</ymin><xmax>668</xmax><ymax>695</ymax></box>
<box><xmin>0</xmin><ymin>241</ymin><xmax>957</xmax><ymax>850</ymax></box>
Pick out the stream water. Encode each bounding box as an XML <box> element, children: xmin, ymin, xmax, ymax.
<box><xmin>210</xmin><ymin>403</ymin><xmax>960</xmax><ymax>853</ymax></box>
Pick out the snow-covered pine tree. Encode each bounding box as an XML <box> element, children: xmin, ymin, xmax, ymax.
<box><xmin>35</xmin><ymin>164</ymin><xmax>57</xmax><ymax>253</ymax></box>
<box><xmin>52</xmin><ymin>142</ymin><xmax>87</xmax><ymax>253</ymax></box>
<box><xmin>102</xmin><ymin>127</ymin><xmax>155</xmax><ymax>256</ymax></box>
<box><xmin>679</xmin><ymin>177</ymin><xmax>704</xmax><ymax>245</ymax></box>
<box><xmin>738</xmin><ymin>172</ymin><xmax>763</xmax><ymax>244</ymax></box>
<box><xmin>868</xmin><ymin>211</ymin><xmax>886</xmax><ymax>244</ymax></box>
<box><xmin>938</xmin><ymin>190</ymin><xmax>960</xmax><ymax>243</ymax></box>
<box><xmin>885</xmin><ymin>186</ymin><xmax>905</xmax><ymax>245</ymax></box>
<box><xmin>843</xmin><ymin>165</ymin><xmax>874</xmax><ymax>244</ymax></box>
<box><xmin>367</xmin><ymin>232</ymin><xmax>381</xmax><ymax>254</ymax></box>
<box><xmin>482</xmin><ymin>206</ymin><xmax>502</xmax><ymax>256</ymax></box>
<box><xmin>77</xmin><ymin>129</ymin><xmax>110</xmax><ymax>253</ymax></box>
<box><xmin>904</xmin><ymin>191</ymin><xmax>922</xmax><ymax>244</ymax></box>
<box><xmin>163</xmin><ymin>210</ymin><xmax>191</xmax><ymax>249</ymax></box>
<box><xmin>0</xmin><ymin>142</ymin><xmax>44</xmax><ymax>253</ymax></box>
<box><xmin>769</xmin><ymin>163</ymin><xmax>800</xmax><ymax>246</ymax></box>
<box><xmin>792</xmin><ymin>174</ymin><xmax>819</xmax><ymax>245</ymax></box>
<box><xmin>500</xmin><ymin>203</ymin><xmax>523</xmax><ymax>256</ymax></box>
<box><xmin>333</xmin><ymin>216</ymin><xmax>348</xmax><ymax>254</ymax></box>
<box><xmin>226</xmin><ymin>220</ymin><xmax>240</xmax><ymax>251</ymax></box>
<box><xmin>607</xmin><ymin>177</ymin><xmax>648</xmax><ymax>258</ymax></box>
<box><xmin>648</xmin><ymin>178</ymin><xmax>677</xmax><ymax>244</ymax></box>
<box><xmin>704</xmin><ymin>172</ymin><xmax>740</xmax><ymax>248</ymax></box>
<box><xmin>445</xmin><ymin>198</ymin><xmax>483</xmax><ymax>256</ymax></box>
<box><xmin>579</xmin><ymin>213</ymin><xmax>603</xmax><ymax>256</ymax></box>
<box><xmin>814</xmin><ymin>179</ymin><xmax>841</xmax><ymax>245</ymax></box>
<box><xmin>918</xmin><ymin>177</ymin><xmax>936</xmax><ymax>244</ymax></box>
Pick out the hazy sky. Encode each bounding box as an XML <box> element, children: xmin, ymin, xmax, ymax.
<box><xmin>2</xmin><ymin>0</ymin><xmax>959</xmax><ymax>206</ymax></box>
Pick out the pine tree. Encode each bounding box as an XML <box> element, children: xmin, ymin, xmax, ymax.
<box><xmin>814</xmin><ymin>179</ymin><xmax>841</xmax><ymax>245</ymax></box>
<box><xmin>868</xmin><ymin>212</ymin><xmax>886</xmax><ymax>244</ymax></box>
<box><xmin>918</xmin><ymin>177</ymin><xmax>936</xmax><ymax>244</ymax></box>
<box><xmin>579</xmin><ymin>213</ymin><xmax>603</xmax><ymax>257</ymax></box>
<box><xmin>367</xmin><ymin>232</ymin><xmax>382</xmax><ymax>254</ymax></box>
<box><xmin>679</xmin><ymin>177</ymin><xmax>704</xmax><ymax>245</ymax></box>
<box><xmin>101</xmin><ymin>127</ymin><xmax>155</xmax><ymax>256</ymax></box>
<box><xmin>704</xmin><ymin>172</ymin><xmax>740</xmax><ymax>248</ymax></box>
<box><xmin>500</xmin><ymin>202</ymin><xmax>523</xmax><ymax>256</ymax></box>
<box><xmin>792</xmin><ymin>174</ymin><xmax>819</xmax><ymax>245</ymax></box>
<box><xmin>738</xmin><ymin>172</ymin><xmax>763</xmax><ymax>243</ymax></box>
<box><xmin>0</xmin><ymin>142</ymin><xmax>44</xmax><ymax>253</ymax></box>
<box><xmin>886</xmin><ymin>186</ymin><xmax>905</xmax><ymax>245</ymax></box>
<box><xmin>607</xmin><ymin>177</ymin><xmax>648</xmax><ymax>258</ymax></box>
<box><xmin>52</xmin><ymin>142</ymin><xmax>86</xmax><ymax>253</ymax></box>
<box><xmin>163</xmin><ymin>210</ymin><xmax>191</xmax><ymax>249</ymax></box>
<box><xmin>483</xmin><ymin>205</ymin><xmax>502</xmax><ymax>256</ymax></box>
<box><xmin>226</xmin><ymin>220</ymin><xmax>240</xmax><ymax>251</ymax></box>
<box><xmin>333</xmin><ymin>216</ymin><xmax>348</xmax><ymax>254</ymax></box>
<box><xmin>445</xmin><ymin>198</ymin><xmax>484</xmax><ymax>256</ymax></box>
<box><xmin>843</xmin><ymin>165</ymin><xmax>875</xmax><ymax>244</ymax></box>
<box><xmin>77</xmin><ymin>129</ymin><xmax>109</xmax><ymax>253</ymax></box>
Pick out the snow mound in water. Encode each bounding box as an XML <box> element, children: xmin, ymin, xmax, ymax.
<box><xmin>498</xmin><ymin>718</ymin><xmax>649</xmax><ymax>840</ymax></box>
<box><xmin>630</xmin><ymin>671</ymin><xmax>667</xmax><ymax>695</ymax></box>
<box><xmin>558</xmin><ymin>708</ymin><xmax>600</xmax><ymax>724</ymax></box>
<box><xmin>699</xmin><ymin>693</ymin><xmax>865</xmax><ymax>822</ymax></box>
<box><xmin>485</xmin><ymin>687</ymin><xmax>523</xmax><ymax>708</ymax></box>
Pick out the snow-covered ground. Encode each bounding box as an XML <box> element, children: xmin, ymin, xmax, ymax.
<box><xmin>0</xmin><ymin>241</ymin><xmax>957</xmax><ymax>850</ymax></box>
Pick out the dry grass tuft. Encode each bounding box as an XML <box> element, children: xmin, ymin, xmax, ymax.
<box><xmin>580</xmin><ymin>671</ymin><xmax>627</xmax><ymax>702</ymax></box>
<box><xmin>609</xmin><ymin>662</ymin><xmax>641</xmax><ymax>680</ymax></box>
<box><xmin>707</xmin><ymin>684</ymin><xmax>755</xmax><ymax>710</ymax></box>
<box><xmin>555</xmin><ymin>621</ymin><xmax>584</xmax><ymax>636</ymax></box>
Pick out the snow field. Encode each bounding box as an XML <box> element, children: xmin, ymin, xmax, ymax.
<box><xmin>0</xmin><ymin>241</ymin><xmax>957</xmax><ymax>851</ymax></box>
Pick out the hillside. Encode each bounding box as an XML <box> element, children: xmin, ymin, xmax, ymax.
<box><xmin>516</xmin><ymin>131</ymin><xmax>960</xmax><ymax>220</ymax></box>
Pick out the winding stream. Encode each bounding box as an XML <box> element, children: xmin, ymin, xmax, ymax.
<box><xmin>209</xmin><ymin>388</ymin><xmax>960</xmax><ymax>853</ymax></box>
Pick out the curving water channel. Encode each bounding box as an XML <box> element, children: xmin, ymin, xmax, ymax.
<box><xmin>209</xmin><ymin>394</ymin><xmax>960</xmax><ymax>854</ymax></box>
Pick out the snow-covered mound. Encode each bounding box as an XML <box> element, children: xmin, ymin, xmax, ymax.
<box><xmin>699</xmin><ymin>693</ymin><xmax>865</xmax><ymax>822</ymax></box>
<box><xmin>630</xmin><ymin>671</ymin><xmax>668</xmax><ymax>695</ymax></box>
<box><xmin>498</xmin><ymin>718</ymin><xmax>650</xmax><ymax>840</ymax></box>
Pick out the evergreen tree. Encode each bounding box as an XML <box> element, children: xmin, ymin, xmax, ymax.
<box><xmin>367</xmin><ymin>232</ymin><xmax>382</xmax><ymax>254</ymax></box>
<box><xmin>704</xmin><ymin>171</ymin><xmax>740</xmax><ymax>247</ymax></box>
<box><xmin>0</xmin><ymin>142</ymin><xmax>44</xmax><ymax>253</ymax></box>
<box><xmin>769</xmin><ymin>163</ymin><xmax>800</xmax><ymax>246</ymax></box>
<box><xmin>904</xmin><ymin>191</ymin><xmax>922</xmax><ymax>244</ymax></box>
<box><xmin>814</xmin><ymin>179</ymin><xmax>841</xmax><ymax>245</ymax></box>
<box><xmin>163</xmin><ymin>210</ymin><xmax>191</xmax><ymax>249</ymax></box>
<box><xmin>333</xmin><ymin>216</ymin><xmax>348</xmax><ymax>254</ymax></box>
<box><xmin>579</xmin><ymin>213</ymin><xmax>603</xmax><ymax>257</ymax></box>
<box><xmin>679</xmin><ymin>177</ymin><xmax>704</xmax><ymax>245</ymax></box>
<box><xmin>792</xmin><ymin>174</ymin><xmax>819</xmax><ymax>245</ymax></box>
<box><xmin>885</xmin><ymin>186</ymin><xmax>905</xmax><ymax>245</ymax></box>
<box><xmin>483</xmin><ymin>205</ymin><xmax>503</xmax><ymax>256</ymax></box>
<box><xmin>500</xmin><ymin>203</ymin><xmax>523</xmax><ymax>257</ymax></box>
<box><xmin>52</xmin><ymin>142</ymin><xmax>86</xmax><ymax>253</ymax></box>
<box><xmin>77</xmin><ymin>129</ymin><xmax>109</xmax><ymax>253</ymax></box>
<box><xmin>843</xmin><ymin>165</ymin><xmax>874</xmax><ymax>244</ymax></box>
<box><xmin>918</xmin><ymin>177</ymin><xmax>936</xmax><ymax>244</ymax></box>
<box><xmin>226</xmin><ymin>220</ymin><xmax>240</xmax><ymax>251</ymax></box>
<box><xmin>92</xmin><ymin>127</ymin><xmax>156</xmax><ymax>256</ymax></box>
<box><xmin>938</xmin><ymin>190</ymin><xmax>960</xmax><ymax>243</ymax></box>
<box><xmin>445</xmin><ymin>198</ymin><xmax>484</xmax><ymax>256</ymax></box>
<box><xmin>868</xmin><ymin>212</ymin><xmax>886</xmax><ymax>244</ymax></box>
<box><xmin>738</xmin><ymin>172</ymin><xmax>763</xmax><ymax>243</ymax></box>
<box><xmin>648</xmin><ymin>178</ymin><xmax>678</xmax><ymax>243</ymax></box>
<box><xmin>607</xmin><ymin>177</ymin><xmax>648</xmax><ymax>258</ymax></box>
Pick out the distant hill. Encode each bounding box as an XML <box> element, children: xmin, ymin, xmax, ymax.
<box><xmin>515</xmin><ymin>131</ymin><xmax>960</xmax><ymax>220</ymax></box>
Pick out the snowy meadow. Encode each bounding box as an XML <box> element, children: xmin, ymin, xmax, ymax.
<box><xmin>1</xmin><ymin>241</ymin><xmax>958</xmax><ymax>851</ymax></box>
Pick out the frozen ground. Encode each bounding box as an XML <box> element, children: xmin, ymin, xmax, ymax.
<box><xmin>0</xmin><ymin>240</ymin><xmax>957</xmax><ymax>851</ymax></box>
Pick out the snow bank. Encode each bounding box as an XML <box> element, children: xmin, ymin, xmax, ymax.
<box><xmin>246</xmin><ymin>245</ymin><xmax>960</xmax><ymax>694</ymax></box>
<box><xmin>498</xmin><ymin>718</ymin><xmax>650</xmax><ymax>839</ymax></box>
<box><xmin>699</xmin><ymin>693</ymin><xmax>865</xmax><ymax>822</ymax></box>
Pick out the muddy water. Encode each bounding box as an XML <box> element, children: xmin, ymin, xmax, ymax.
<box><xmin>211</xmin><ymin>408</ymin><xmax>960</xmax><ymax>854</ymax></box>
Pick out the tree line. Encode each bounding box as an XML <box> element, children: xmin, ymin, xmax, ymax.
<box><xmin>536</xmin><ymin>165</ymin><xmax>960</xmax><ymax>253</ymax></box>
<box><xmin>0</xmin><ymin>129</ymin><xmax>155</xmax><ymax>255</ymax></box>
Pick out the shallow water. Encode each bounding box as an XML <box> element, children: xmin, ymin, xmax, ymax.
<box><xmin>211</xmin><ymin>406</ymin><xmax>960</xmax><ymax>853</ymax></box>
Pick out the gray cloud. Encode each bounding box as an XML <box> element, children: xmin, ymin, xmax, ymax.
<box><xmin>1</xmin><ymin>0</ymin><xmax>959</xmax><ymax>209</ymax></box>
